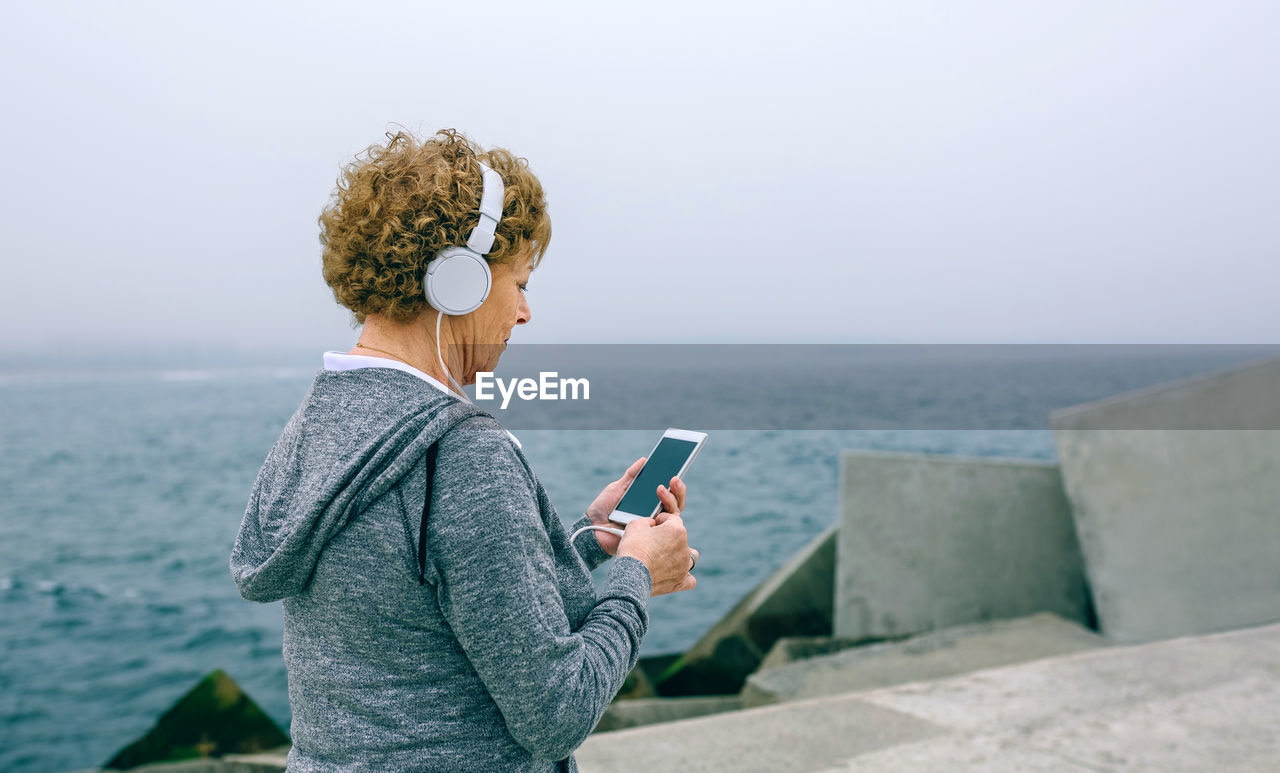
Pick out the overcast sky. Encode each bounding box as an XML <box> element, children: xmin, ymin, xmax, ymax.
<box><xmin>2</xmin><ymin>0</ymin><xmax>1277</xmax><ymax>359</ymax></box>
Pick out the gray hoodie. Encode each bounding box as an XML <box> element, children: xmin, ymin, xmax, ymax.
<box><xmin>230</xmin><ymin>367</ymin><xmax>652</xmax><ymax>772</ymax></box>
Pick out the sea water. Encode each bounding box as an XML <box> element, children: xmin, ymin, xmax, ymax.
<box><xmin>0</xmin><ymin>347</ymin><xmax>1265</xmax><ymax>772</ymax></box>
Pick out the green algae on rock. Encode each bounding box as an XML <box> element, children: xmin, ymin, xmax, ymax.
<box><xmin>105</xmin><ymin>670</ymin><xmax>289</xmax><ymax>770</ymax></box>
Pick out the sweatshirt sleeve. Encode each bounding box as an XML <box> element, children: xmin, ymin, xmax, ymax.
<box><xmin>426</xmin><ymin>421</ymin><xmax>651</xmax><ymax>762</ymax></box>
<box><xmin>568</xmin><ymin>513</ymin><xmax>612</xmax><ymax>572</ymax></box>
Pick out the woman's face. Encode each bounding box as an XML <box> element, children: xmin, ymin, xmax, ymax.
<box><xmin>459</xmin><ymin>255</ymin><xmax>533</xmax><ymax>379</ymax></box>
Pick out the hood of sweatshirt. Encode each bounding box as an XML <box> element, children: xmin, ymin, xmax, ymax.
<box><xmin>230</xmin><ymin>368</ymin><xmax>482</xmax><ymax>602</ymax></box>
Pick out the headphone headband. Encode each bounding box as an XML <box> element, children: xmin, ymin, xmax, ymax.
<box><xmin>423</xmin><ymin>158</ymin><xmax>503</xmax><ymax>317</ymax></box>
<box><xmin>464</xmin><ymin>161</ymin><xmax>504</xmax><ymax>256</ymax></box>
<box><xmin>420</xmin><ymin>155</ymin><xmax>508</xmax><ymax>398</ymax></box>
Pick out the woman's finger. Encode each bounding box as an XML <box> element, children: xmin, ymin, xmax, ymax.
<box><xmin>620</xmin><ymin>457</ymin><xmax>646</xmax><ymax>483</ymax></box>
<box><xmin>670</xmin><ymin>476</ymin><xmax>687</xmax><ymax>511</ymax></box>
<box><xmin>657</xmin><ymin>484</ymin><xmax>679</xmax><ymax>514</ymax></box>
<box><xmin>655</xmin><ymin>571</ymin><xmax>698</xmax><ymax>597</ymax></box>
<box><xmin>619</xmin><ymin>517</ymin><xmax>652</xmax><ymax>547</ymax></box>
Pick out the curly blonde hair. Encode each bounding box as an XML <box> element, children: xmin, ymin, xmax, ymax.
<box><xmin>319</xmin><ymin>128</ymin><xmax>551</xmax><ymax>324</ymax></box>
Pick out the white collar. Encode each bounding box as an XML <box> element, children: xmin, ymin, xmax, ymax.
<box><xmin>323</xmin><ymin>351</ymin><xmax>456</xmax><ymax>395</ymax></box>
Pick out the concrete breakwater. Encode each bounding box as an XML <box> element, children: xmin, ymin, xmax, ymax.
<box><xmin>75</xmin><ymin>355</ymin><xmax>1280</xmax><ymax>771</ymax></box>
<box><xmin>578</xmin><ymin>621</ymin><xmax>1280</xmax><ymax>772</ymax></box>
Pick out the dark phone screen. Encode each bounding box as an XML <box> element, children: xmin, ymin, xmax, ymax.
<box><xmin>615</xmin><ymin>437</ymin><xmax>698</xmax><ymax>518</ymax></box>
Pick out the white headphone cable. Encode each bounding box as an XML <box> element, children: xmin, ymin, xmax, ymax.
<box><xmin>436</xmin><ymin>311</ymin><xmax>472</xmax><ymax>403</ymax></box>
<box><xmin>569</xmin><ymin>524</ymin><xmax>625</xmax><ymax>543</ymax></box>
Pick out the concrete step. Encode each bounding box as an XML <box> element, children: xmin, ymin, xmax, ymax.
<box><xmin>741</xmin><ymin>613</ymin><xmax>1107</xmax><ymax>707</ymax></box>
<box><xmin>594</xmin><ymin>695</ymin><xmax>742</xmax><ymax>733</ymax></box>
<box><xmin>576</xmin><ymin>621</ymin><xmax>1280</xmax><ymax>772</ymax></box>
<box><xmin>77</xmin><ymin>754</ymin><xmax>288</xmax><ymax>773</ymax></box>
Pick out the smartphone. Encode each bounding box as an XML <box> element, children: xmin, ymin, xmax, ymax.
<box><xmin>608</xmin><ymin>428</ymin><xmax>708</xmax><ymax>525</ymax></box>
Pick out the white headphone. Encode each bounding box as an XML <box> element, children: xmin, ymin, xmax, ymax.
<box><xmin>422</xmin><ymin>160</ymin><xmax>504</xmax><ymax>315</ymax></box>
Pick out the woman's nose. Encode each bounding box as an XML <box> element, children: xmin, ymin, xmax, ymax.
<box><xmin>517</xmin><ymin>294</ymin><xmax>531</xmax><ymax>325</ymax></box>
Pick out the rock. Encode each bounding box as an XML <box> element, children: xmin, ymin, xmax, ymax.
<box><xmin>741</xmin><ymin>613</ymin><xmax>1106</xmax><ymax>707</ymax></box>
<box><xmin>104</xmin><ymin>670</ymin><xmax>289</xmax><ymax>770</ymax></box>
<box><xmin>653</xmin><ymin>523</ymin><xmax>837</xmax><ymax>696</ymax></box>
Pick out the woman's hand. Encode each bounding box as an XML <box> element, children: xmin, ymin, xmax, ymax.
<box><xmin>585</xmin><ymin>457</ymin><xmax>687</xmax><ymax>556</ymax></box>
<box><xmin>616</xmin><ymin>513</ymin><xmax>698</xmax><ymax>596</ymax></box>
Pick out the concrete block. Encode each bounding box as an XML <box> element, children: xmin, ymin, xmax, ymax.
<box><xmin>741</xmin><ymin>613</ymin><xmax>1106</xmax><ymax>708</ymax></box>
<box><xmin>834</xmin><ymin>452</ymin><xmax>1089</xmax><ymax>641</ymax></box>
<box><xmin>592</xmin><ymin>696</ymin><xmax>742</xmax><ymax>733</ymax></box>
<box><xmin>655</xmin><ymin>523</ymin><xmax>836</xmax><ymax>696</ymax></box>
<box><xmin>1051</xmin><ymin>356</ymin><xmax>1280</xmax><ymax>643</ymax></box>
<box><xmin>576</xmin><ymin>622</ymin><xmax>1280</xmax><ymax>772</ymax></box>
<box><xmin>755</xmin><ymin>635</ymin><xmax>865</xmax><ymax>673</ymax></box>
<box><xmin>123</xmin><ymin>755</ymin><xmax>287</xmax><ymax>773</ymax></box>
<box><xmin>218</xmin><ymin>750</ymin><xmax>289</xmax><ymax>772</ymax></box>
<box><xmin>577</xmin><ymin>694</ymin><xmax>946</xmax><ymax>772</ymax></box>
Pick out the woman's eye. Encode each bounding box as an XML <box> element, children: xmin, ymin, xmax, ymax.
<box><xmin>518</xmin><ymin>283</ymin><xmax>529</xmax><ymax>292</ymax></box>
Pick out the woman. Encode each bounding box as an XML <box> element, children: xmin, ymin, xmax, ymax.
<box><xmin>230</xmin><ymin>129</ymin><xmax>699</xmax><ymax>771</ymax></box>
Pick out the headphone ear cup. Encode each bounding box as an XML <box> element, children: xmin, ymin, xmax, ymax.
<box><xmin>424</xmin><ymin>248</ymin><xmax>492</xmax><ymax>315</ymax></box>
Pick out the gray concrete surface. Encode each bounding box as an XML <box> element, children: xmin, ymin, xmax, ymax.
<box><xmin>594</xmin><ymin>695</ymin><xmax>742</xmax><ymax>732</ymax></box>
<box><xmin>576</xmin><ymin>622</ymin><xmax>1280</xmax><ymax>772</ymax></box>
<box><xmin>71</xmin><ymin>754</ymin><xmax>289</xmax><ymax>773</ymax></box>
<box><xmin>1051</xmin><ymin>356</ymin><xmax>1280</xmax><ymax>643</ymax></box>
<box><xmin>656</xmin><ymin>523</ymin><xmax>836</xmax><ymax>695</ymax></box>
<box><xmin>834</xmin><ymin>452</ymin><xmax>1089</xmax><ymax>641</ymax></box>
<box><xmin>754</xmin><ymin>635</ymin><xmax>865</xmax><ymax>673</ymax></box>
<box><xmin>741</xmin><ymin>613</ymin><xmax>1106</xmax><ymax>708</ymax></box>
<box><xmin>62</xmin><ymin>747</ymin><xmax>293</xmax><ymax>772</ymax></box>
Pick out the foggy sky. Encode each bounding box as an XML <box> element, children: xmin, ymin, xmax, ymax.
<box><xmin>2</xmin><ymin>0</ymin><xmax>1278</xmax><ymax>359</ymax></box>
